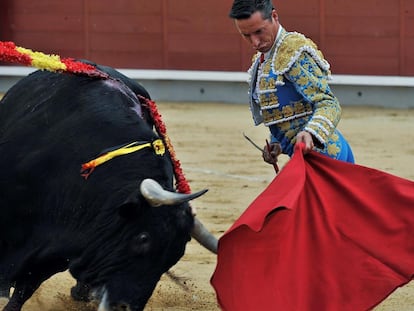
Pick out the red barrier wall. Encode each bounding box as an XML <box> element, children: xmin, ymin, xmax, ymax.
<box><xmin>1</xmin><ymin>0</ymin><xmax>413</xmax><ymax>75</ymax></box>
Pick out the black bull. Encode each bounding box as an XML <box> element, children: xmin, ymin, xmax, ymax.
<box><xmin>0</xmin><ymin>64</ymin><xmax>217</xmax><ymax>311</ymax></box>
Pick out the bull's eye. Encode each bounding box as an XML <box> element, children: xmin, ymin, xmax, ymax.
<box><xmin>132</xmin><ymin>232</ymin><xmax>152</xmax><ymax>254</ymax></box>
<box><xmin>138</xmin><ymin>232</ymin><xmax>149</xmax><ymax>243</ymax></box>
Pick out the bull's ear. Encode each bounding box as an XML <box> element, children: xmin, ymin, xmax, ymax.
<box><xmin>118</xmin><ymin>190</ymin><xmax>145</xmax><ymax>219</ymax></box>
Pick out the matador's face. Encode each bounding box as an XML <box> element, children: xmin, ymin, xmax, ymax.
<box><xmin>234</xmin><ymin>9</ymin><xmax>279</xmax><ymax>54</ymax></box>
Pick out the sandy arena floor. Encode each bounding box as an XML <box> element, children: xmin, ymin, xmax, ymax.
<box><xmin>1</xmin><ymin>102</ymin><xmax>414</xmax><ymax>310</ymax></box>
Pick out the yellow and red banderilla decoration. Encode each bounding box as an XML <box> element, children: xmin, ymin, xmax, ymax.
<box><xmin>0</xmin><ymin>41</ymin><xmax>107</xmax><ymax>78</ymax></box>
<box><xmin>80</xmin><ymin>139</ymin><xmax>165</xmax><ymax>179</ymax></box>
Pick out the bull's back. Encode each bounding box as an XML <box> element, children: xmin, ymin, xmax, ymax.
<box><xmin>0</xmin><ymin>70</ymin><xmax>149</xmax><ymax>165</ymax></box>
<box><xmin>0</xmin><ymin>70</ymin><xmax>158</xmax><ymax>234</ymax></box>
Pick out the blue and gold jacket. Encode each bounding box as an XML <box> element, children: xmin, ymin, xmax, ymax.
<box><xmin>248</xmin><ymin>28</ymin><xmax>354</xmax><ymax>162</ymax></box>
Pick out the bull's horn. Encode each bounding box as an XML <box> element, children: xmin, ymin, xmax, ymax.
<box><xmin>140</xmin><ymin>179</ymin><xmax>217</xmax><ymax>254</ymax></box>
<box><xmin>191</xmin><ymin>218</ymin><xmax>218</xmax><ymax>254</ymax></box>
<box><xmin>140</xmin><ymin>178</ymin><xmax>208</xmax><ymax>207</ymax></box>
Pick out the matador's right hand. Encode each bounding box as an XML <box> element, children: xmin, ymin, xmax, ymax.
<box><xmin>262</xmin><ymin>142</ymin><xmax>282</xmax><ymax>165</ymax></box>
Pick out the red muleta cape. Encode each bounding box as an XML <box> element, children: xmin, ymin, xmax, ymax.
<box><xmin>211</xmin><ymin>144</ymin><xmax>414</xmax><ymax>311</ymax></box>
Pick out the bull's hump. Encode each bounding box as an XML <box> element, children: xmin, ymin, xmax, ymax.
<box><xmin>102</xmin><ymin>79</ymin><xmax>143</xmax><ymax>119</ymax></box>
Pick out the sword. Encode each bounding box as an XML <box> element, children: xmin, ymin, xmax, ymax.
<box><xmin>242</xmin><ymin>132</ymin><xmax>279</xmax><ymax>174</ymax></box>
<box><xmin>242</xmin><ymin>132</ymin><xmax>262</xmax><ymax>152</ymax></box>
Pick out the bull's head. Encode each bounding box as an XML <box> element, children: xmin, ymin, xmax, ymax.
<box><xmin>140</xmin><ymin>179</ymin><xmax>218</xmax><ymax>254</ymax></box>
<box><xmin>71</xmin><ymin>179</ymin><xmax>217</xmax><ymax>311</ymax></box>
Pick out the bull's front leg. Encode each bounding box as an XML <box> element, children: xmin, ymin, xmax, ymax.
<box><xmin>2</xmin><ymin>299</ymin><xmax>21</xmax><ymax>311</ymax></box>
<box><xmin>2</xmin><ymin>274</ymin><xmax>45</xmax><ymax>311</ymax></box>
<box><xmin>2</xmin><ymin>282</ymin><xmax>37</xmax><ymax>311</ymax></box>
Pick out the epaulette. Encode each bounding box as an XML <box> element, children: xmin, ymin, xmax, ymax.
<box><xmin>272</xmin><ymin>32</ymin><xmax>331</xmax><ymax>75</ymax></box>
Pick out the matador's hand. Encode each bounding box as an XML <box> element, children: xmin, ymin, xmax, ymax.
<box><xmin>295</xmin><ymin>131</ymin><xmax>315</xmax><ymax>154</ymax></box>
<box><xmin>262</xmin><ymin>142</ymin><xmax>282</xmax><ymax>165</ymax></box>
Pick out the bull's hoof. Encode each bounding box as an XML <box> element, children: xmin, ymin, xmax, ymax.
<box><xmin>70</xmin><ymin>282</ymin><xmax>91</xmax><ymax>302</ymax></box>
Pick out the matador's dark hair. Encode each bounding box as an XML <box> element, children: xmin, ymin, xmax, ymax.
<box><xmin>229</xmin><ymin>0</ymin><xmax>274</xmax><ymax>20</ymax></box>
